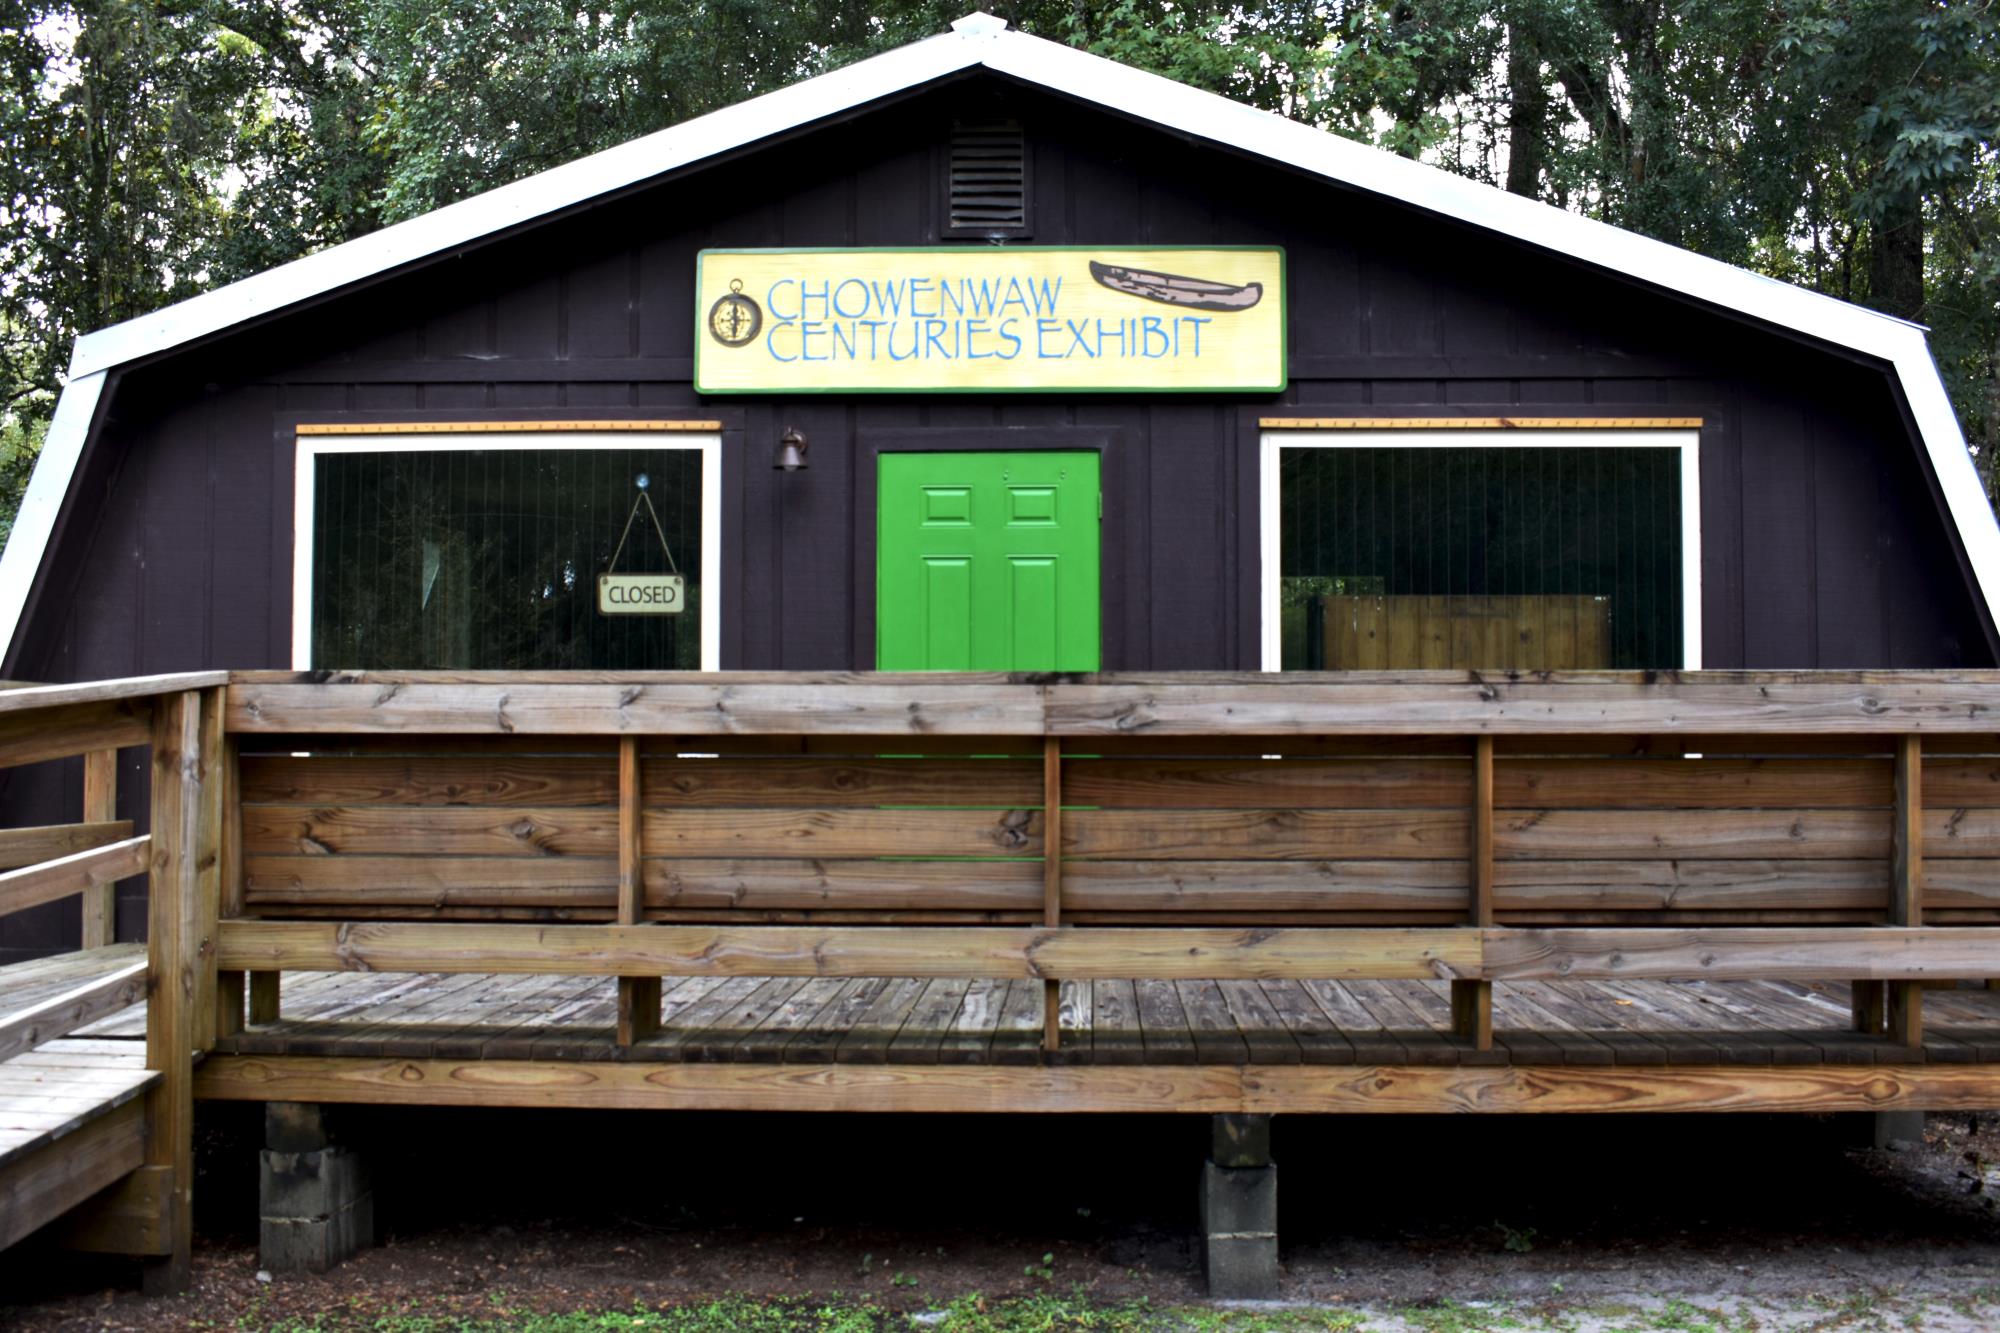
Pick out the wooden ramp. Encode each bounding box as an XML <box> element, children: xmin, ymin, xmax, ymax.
<box><xmin>0</xmin><ymin>948</ymin><xmax>156</xmax><ymax>1251</ymax></box>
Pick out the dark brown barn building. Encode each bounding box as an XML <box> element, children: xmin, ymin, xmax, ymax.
<box><xmin>1</xmin><ymin>11</ymin><xmax>1994</xmax><ymax>963</ymax></box>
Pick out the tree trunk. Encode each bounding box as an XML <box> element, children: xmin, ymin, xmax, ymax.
<box><xmin>1868</xmin><ymin>199</ymin><xmax>1925</xmax><ymax>323</ymax></box>
<box><xmin>1504</xmin><ymin>23</ymin><xmax>1547</xmax><ymax>199</ymax></box>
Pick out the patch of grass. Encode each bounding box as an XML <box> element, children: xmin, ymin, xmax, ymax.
<box><xmin>245</xmin><ymin>1294</ymin><xmax>1385</xmax><ymax>1333</ymax></box>
<box><xmin>1392</xmin><ymin>1298</ymin><xmax>1531</xmax><ymax>1333</ymax></box>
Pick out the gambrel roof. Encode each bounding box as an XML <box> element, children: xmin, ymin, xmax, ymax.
<box><xmin>5</xmin><ymin>11</ymin><xmax>1990</xmax><ymax>659</ymax></box>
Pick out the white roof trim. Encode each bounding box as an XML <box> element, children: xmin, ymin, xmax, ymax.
<box><xmin>6</xmin><ymin>11</ymin><xmax>1993</xmax><ymax>664</ymax></box>
<box><xmin>0</xmin><ymin>369</ymin><xmax>103</xmax><ymax>661</ymax></box>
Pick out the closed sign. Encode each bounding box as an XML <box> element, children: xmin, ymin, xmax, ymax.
<box><xmin>598</xmin><ymin>574</ymin><xmax>685</xmax><ymax>615</ymax></box>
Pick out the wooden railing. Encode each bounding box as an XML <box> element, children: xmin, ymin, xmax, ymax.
<box><xmin>0</xmin><ymin>672</ymin><xmax>225</xmax><ymax>1285</ymax></box>
<box><xmin>211</xmin><ymin>671</ymin><xmax>2000</xmax><ymax>1058</ymax></box>
<box><xmin>12</xmin><ymin>669</ymin><xmax>2000</xmax><ymax>1278</ymax></box>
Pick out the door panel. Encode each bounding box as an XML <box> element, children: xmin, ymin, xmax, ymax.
<box><xmin>879</xmin><ymin>452</ymin><xmax>1100</xmax><ymax>671</ymax></box>
<box><xmin>923</xmin><ymin>557</ymin><xmax>973</xmax><ymax>667</ymax></box>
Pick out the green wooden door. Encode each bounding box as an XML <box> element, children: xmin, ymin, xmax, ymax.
<box><xmin>877</xmin><ymin>451</ymin><xmax>1100</xmax><ymax>671</ymax></box>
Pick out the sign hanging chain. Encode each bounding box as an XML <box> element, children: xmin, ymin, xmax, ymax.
<box><xmin>605</xmin><ymin>485</ymin><xmax>680</xmax><ymax>577</ymax></box>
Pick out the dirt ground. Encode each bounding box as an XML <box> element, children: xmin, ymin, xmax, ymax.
<box><xmin>3</xmin><ymin>1106</ymin><xmax>1999</xmax><ymax>1330</ymax></box>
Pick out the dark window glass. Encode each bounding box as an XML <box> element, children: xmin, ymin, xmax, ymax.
<box><xmin>1278</xmin><ymin>445</ymin><xmax>1683</xmax><ymax>670</ymax></box>
<box><xmin>310</xmin><ymin>448</ymin><xmax>704</xmax><ymax>669</ymax></box>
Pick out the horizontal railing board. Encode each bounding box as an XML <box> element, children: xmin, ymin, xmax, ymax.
<box><xmin>0</xmin><ymin>837</ymin><xmax>150</xmax><ymax>919</ymax></box>
<box><xmin>242</xmin><ymin>806</ymin><xmax>620</xmax><ymax>857</ymax></box>
<box><xmin>1063</xmin><ymin>809</ymin><xmax>1918</xmax><ymax>861</ymax></box>
<box><xmin>1919</xmin><ymin>863</ymin><xmax>2000</xmax><ymax>907</ymax></box>
<box><xmin>0</xmin><ymin>673</ymin><xmax>223</xmax><ymax>717</ymax></box>
<box><xmin>244</xmin><ymin>855</ymin><xmax>621</xmax><ymax>907</ymax></box>
<box><xmin>227</xmin><ymin>684</ymin><xmax>1050</xmax><ymax>736</ymax></box>
<box><xmin>1063</xmin><ymin>758</ymin><xmax>1474</xmax><ymax>809</ymax></box>
<box><xmin>0</xmin><ymin>821</ymin><xmax>135</xmax><ymax>872</ymax></box>
<box><xmin>191</xmin><ymin>1056</ymin><xmax>2000</xmax><ymax>1115</ymax></box>
<box><xmin>1489</xmin><ymin>860</ymin><xmax>1892</xmax><ymax>911</ymax></box>
<box><xmin>1493</xmin><ymin>809</ymin><xmax>1895</xmax><ymax>859</ymax></box>
<box><xmin>210</xmin><ymin>921</ymin><xmax>2000</xmax><ymax>982</ymax></box>
<box><xmin>242</xmin><ymin>807</ymin><xmax>1046</xmax><ymax>859</ymax></box>
<box><xmin>1496</xmin><ymin>759</ymin><xmax>1894</xmax><ymax>809</ymax></box>
<box><xmin>0</xmin><ymin>701</ymin><xmax>150</xmax><ymax>771</ymax></box>
<box><xmin>1063</xmin><ymin>809</ymin><xmax>1469</xmax><ymax>859</ymax></box>
<box><xmin>242</xmin><ymin>854</ymin><xmax>1953</xmax><ymax>916</ymax></box>
<box><xmin>1061</xmin><ymin>861</ymin><xmax>1470</xmax><ymax>912</ymax></box>
<box><xmin>232</xmin><ymin>905</ymin><xmax>1926</xmax><ymax>927</ymax></box>
<box><xmin>0</xmin><ymin>960</ymin><xmax>148</xmax><ymax>1064</ymax></box>
<box><xmin>240</xmin><ymin>756</ymin><xmax>622</xmax><ymax>807</ymax></box>
<box><xmin>223</xmin><ymin>675</ymin><xmax>2000</xmax><ymax>737</ymax></box>
<box><xmin>1480</xmin><ymin>927</ymin><xmax>2000</xmax><ymax>980</ymax></box>
<box><xmin>230</xmin><ymin>732</ymin><xmax>2000</xmax><ymax>759</ymax></box>
<box><xmin>244</xmin><ymin>857</ymin><xmax>1045</xmax><ymax>912</ymax></box>
<box><xmin>239</xmin><ymin>755</ymin><xmax>1045</xmax><ymax>809</ymax></box>
<box><xmin>214</xmin><ymin>921</ymin><xmax>1479</xmax><ymax>980</ymax></box>
<box><xmin>1043</xmin><ymin>682</ymin><xmax>2000</xmax><ymax>736</ymax></box>
<box><xmin>1068</xmin><ymin>756</ymin><xmax>1915</xmax><ymax>810</ymax></box>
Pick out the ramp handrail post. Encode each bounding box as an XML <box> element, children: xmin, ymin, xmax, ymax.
<box><xmin>141</xmin><ymin>688</ymin><xmax>203</xmax><ymax>1294</ymax></box>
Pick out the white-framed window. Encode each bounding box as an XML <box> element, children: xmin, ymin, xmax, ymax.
<box><xmin>1259</xmin><ymin>430</ymin><xmax>1701</xmax><ymax>671</ymax></box>
<box><xmin>292</xmin><ymin>430</ymin><xmax>722</xmax><ymax>670</ymax></box>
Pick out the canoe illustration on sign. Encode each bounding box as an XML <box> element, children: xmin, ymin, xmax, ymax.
<box><xmin>1088</xmin><ymin>260</ymin><xmax>1263</xmax><ymax>311</ymax></box>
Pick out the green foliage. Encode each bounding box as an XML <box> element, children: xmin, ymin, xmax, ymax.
<box><xmin>1</xmin><ymin>0</ymin><xmax>1998</xmax><ymax>538</ymax></box>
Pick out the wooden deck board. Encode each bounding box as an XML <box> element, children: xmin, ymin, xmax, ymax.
<box><xmin>145</xmin><ymin>972</ymin><xmax>2000</xmax><ymax>1069</ymax></box>
<box><xmin>0</xmin><ymin>1039</ymin><xmax>156</xmax><ymax>1169</ymax></box>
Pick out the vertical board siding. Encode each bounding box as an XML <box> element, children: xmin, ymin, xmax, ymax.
<box><xmin>13</xmin><ymin>82</ymin><xmax>1984</xmax><ymax>690</ymax></box>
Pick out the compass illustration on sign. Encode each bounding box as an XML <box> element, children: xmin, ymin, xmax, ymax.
<box><xmin>706</xmin><ymin>279</ymin><xmax>762</xmax><ymax>347</ymax></box>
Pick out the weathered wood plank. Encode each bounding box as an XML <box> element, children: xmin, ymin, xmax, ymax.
<box><xmin>1042</xmin><ymin>738</ymin><xmax>1063</xmax><ymax>1054</ymax></box>
<box><xmin>190</xmin><ymin>1056</ymin><xmax>2000</xmax><ymax>1114</ymax></box>
<box><xmin>144</xmin><ymin>690</ymin><xmax>201</xmax><ymax>1290</ymax></box>
<box><xmin>1063</xmin><ymin>809</ymin><xmax>1924</xmax><ymax>861</ymax></box>
<box><xmin>242</xmin><ymin>806</ymin><xmax>1045</xmax><ymax>859</ymax></box>
<box><xmin>0</xmin><ymin>674</ymin><xmax>224</xmax><ymax>718</ymax></box>
<box><xmin>227</xmin><ymin>683</ymin><xmax>1050</xmax><ymax>735</ymax></box>
<box><xmin>51</xmin><ymin>1162</ymin><xmax>171</xmax><ymax>1256</ymax></box>
<box><xmin>240</xmin><ymin>755</ymin><xmax>1044</xmax><ymax>808</ymax></box>
<box><xmin>0</xmin><ymin>1096</ymin><xmax>147</xmax><ymax>1252</ymax></box>
<box><xmin>1063</xmin><ymin>758</ymin><xmax>1470</xmax><ymax>809</ymax></box>
<box><xmin>933</xmin><ymin>976</ymin><xmax>1006</xmax><ymax>1064</ymax></box>
<box><xmin>214</xmin><ymin>921</ymin><xmax>1480</xmax><ymax>980</ymax></box>
<box><xmin>245</xmin><ymin>856</ymin><xmax>1044</xmax><ymax>912</ymax></box>
<box><xmin>193</xmin><ymin>687</ymin><xmax>224</xmax><ymax>1055</ymax></box>
<box><xmin>1045</xmin><ymin>680</ymin><xmax>2000</xmax><ymax>736</ymax></box>
<box><xmin>0</xmin><ymin>821</ymin><xmax>136</xmax><ymax>873</ymax></box>
<box><xmin>1480</xmin><ymin>927</ymin><xmax>2000</xmax><ymax>980</ymax></box>
<box><xmin>1498</xmin><ymin>758</ymin><xmax>1893</xmax><ymax>809</ymax></box>
<box><xmin>1492</xmin><ymin>860</ymin><xmax>1892</xmax><ymax>913</ymax></box>
<box><xmin>1455</xmin><ymin>737</ymin><xmax>1496</xmax><ymax>1050</ymax></box>
<box><xmin>1064</xmin><ymin>861</ymin><xmax>1469</xmax><ymax>912</ymax></box>
<box><xmin>616</xmin><ymin>737</ymin><xmax>658</xmax><ymax>1047</ymax></box>
<box><xmin>1065</xmin><ymin>809</ymin><xmax>1467</xmax><ymax>859</ymax></box>
<box><xmin>0</xmin><ymin>961</ymin><xmax>148</xmax><ymax>1065</ymax></box>
<box><xmin>1497</xmin><ymin>809</ymin><xmax>1893</xmax><ymax>859</ymax></box>
<box><xmin>0</xmin><ymin>837</ymin><xmax>149</xmax><ymax>919</ymax></box>
<box><xmin>1889</xmin><ymin>736</ymin><xmax>1925</xmax><ymax>1049</ymax></box>
<box><xmin>0</xmin><ymin>702</ymin><xmax>150</xmax><ymax>773</ymax></box>
<box><xmin>79</xmin><ymin>752</ymin><xmax>118</xmax><ymax>948</ymax></box>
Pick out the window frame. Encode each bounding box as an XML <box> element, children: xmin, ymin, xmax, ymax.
<box><xmin>1257</xmin><ymin>428</ymin><xmax>1702</xmax><ymax>672</ymax></box>
<box><xmin>291</xmin><ymin>429</ymin><xmax>723</xmax><ymax>671</ymax></box>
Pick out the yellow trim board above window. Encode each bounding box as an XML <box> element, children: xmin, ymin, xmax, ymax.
<box><xmin>296</xmin><ymin>420</ymin><xmax>723</xmax><ymax>436</ymax></box>
<box><xmin>1258</xmin><ymin>416</ymin><xmax>1703</xmax><ymax>430</ymax></box>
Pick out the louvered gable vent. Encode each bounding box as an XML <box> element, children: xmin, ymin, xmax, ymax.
<box><xmin>945</xmin><ymin>119</ymin><xmax>1030</xmax><ymax>238</ymax></box>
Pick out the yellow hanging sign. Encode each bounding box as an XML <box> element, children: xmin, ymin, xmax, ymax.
<box><xmin>694</xmin><ymin>246</ymin><xmax>1285</xmax><ymax>395</ymax></box>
